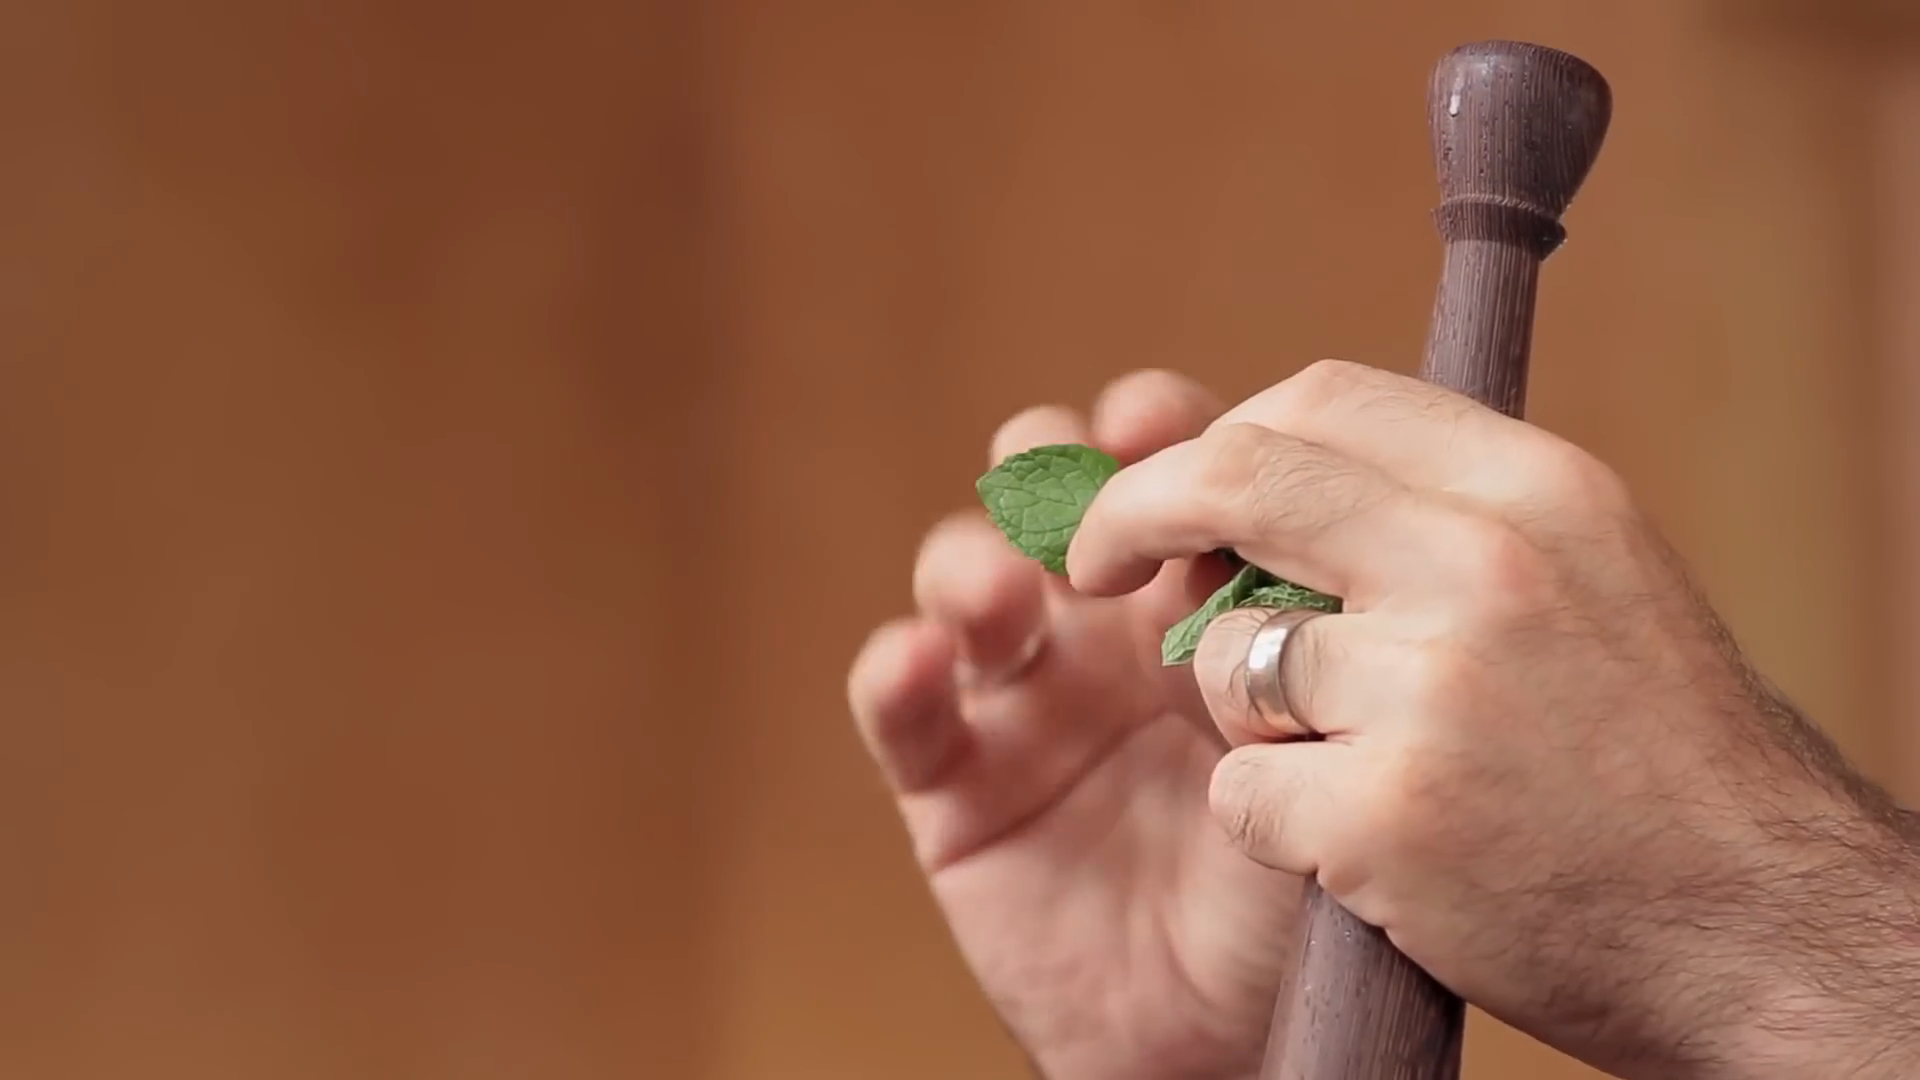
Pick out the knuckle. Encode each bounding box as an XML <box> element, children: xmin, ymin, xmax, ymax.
<box><xmin>1446</xmin><ymin>509</ymin><xmax>1549</xmax><ymax>600</ymax></box>
<box><xmin>909</xmin><ymin>538</ymin><xmax>943</xmax><ymax>603</ymax></box>
<box><xmin>910</xmin><ymin>516</ymin><xmax>967</xmax><ymax>591</ymax></box>
<box><xmin>1197</xmin><ymin>423</ymin><xmax>1276</xmax><ymax>501</ymax></box>
<box><xmin>847</xmin><ymin>619</ymin><xmax>928</xmax><ymax>724</ymax></box>
<box><xmin>1264</xmin><ymin>359</ymin><xmax>1371</xmax><ymax>425</ymax></box>
<box><xmin>1531</xmin><ymin>440</ymin><xmax>1631</xmax><ymax>512</ymax></box>
<box><xmin>1205</xmin><ymin>426</ymin><xmax>1353</xmax><ymax>537</ymax></box>
<box><xmin>990</xmin><ymin>404</ymin><xmax>1075</xmax><ymax>455</ymax></box>
<box><xmin>1104</xmin><ymin>367</ymin><xmax>1187</xmax><ymax>403</ymax></box>
<box><xmin>1292</xmin><ymin>358</ymin><xmax>1370</xmax><ymax>404</ymax></box>
<box><xmin>989</xmin><ymin>410</ymin><xmax>1034</xmax><ymax>448</ymax></box>
<box><xmin>1394</xmin><ymin>639</ymin><xmax>1474</xmax><ymax>719</ymax></box>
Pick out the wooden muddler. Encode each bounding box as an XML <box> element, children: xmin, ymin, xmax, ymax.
<box><xmin>1256</xmin><ymin>41</ymin><xmax>1612</xmax><ymax>1080</ymax></box>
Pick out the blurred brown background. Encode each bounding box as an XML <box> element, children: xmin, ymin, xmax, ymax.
<box><xmin>6</xmin><ymin>1</ymin><xmax>1920</xmax><ymax>1078</ymax></box>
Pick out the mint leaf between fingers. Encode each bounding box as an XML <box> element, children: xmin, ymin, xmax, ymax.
<box><xmin>1160</xmin><ymin>562</ymin><xmax>1269</xmax><ymax>666</ymax></box>
<box><xmin>1244</xmin><ymin>582</ymin><xmax>1342</xmax><ymax>618</ymax></box>
<box><xmin>973</xmin><ymin>440</ymin><xmax>1339</xmax><ymax>664</ymax></box>
<box><xmin>976</xmin><ymin>444</ymin><xmax>1122</xmax><ymax>574</ymax></box>
<box><xmin>1158</xmin><ymin>565</ymin><xmax>1342</xmax><ymax>666</ymax></box>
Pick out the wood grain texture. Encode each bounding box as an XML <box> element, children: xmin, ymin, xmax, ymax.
<box><xmin>1261</xmin><ymin>41</ymin><xmax>1611</xmax><ymax>1080</ymax></box>
<box><xmin>1422</xmin><ymin>42</ymin><xmax>1612</xmax><ymax>406</ymax></box>
<box><xmin>1262</xmin><ymin>884</ymin><xmax>1464</xmax><ymax>1080</ymax></box>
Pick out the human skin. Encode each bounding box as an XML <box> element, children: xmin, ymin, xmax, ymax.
<box><xmin>848</xmin><ymin>369</ymin><xmax>1297</xmax><ymax>1080</ymax></box>
<box><xmin>848</xmin><ymin>362</ymin><xmax>1920</xmax><ymax>1080</ymax></box>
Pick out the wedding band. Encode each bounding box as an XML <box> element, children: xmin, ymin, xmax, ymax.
<box><xmin>1244</xmin><ymin>609</ymin><xmax>1324</xmax><ymax>735</ymax></box>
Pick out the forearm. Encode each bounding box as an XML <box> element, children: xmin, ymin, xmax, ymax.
<box><xmin>1711</xmin><ymin>807</ymin><xmax>1920</xmax><ymax>1080</ymax></box>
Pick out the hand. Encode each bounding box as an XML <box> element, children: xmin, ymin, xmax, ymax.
<box><xmin>1067</xmin><ymin>359</ymin><xmax>1920</xmax><ymax>1080</ymax></box>
<box><xmin>847</xmin><ymin>371</ymin><xmax>1304</xmax><ymax>1080</ymax></box>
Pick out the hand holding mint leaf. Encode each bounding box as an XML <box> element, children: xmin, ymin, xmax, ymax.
<box><xmin>975</xmin><ymin>444</ymin><xmax>1342</xmax><ymax>665</ymax></box>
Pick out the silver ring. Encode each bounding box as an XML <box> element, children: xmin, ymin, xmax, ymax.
<box><xmin>1243</xmin><ymin>609</ymin><xmax>1324</xmax><ymax>736</ymax></box>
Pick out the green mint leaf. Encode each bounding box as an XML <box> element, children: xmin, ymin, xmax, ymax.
<box><xmin>1244</xmin><ymin>582</ymin><xmax>1342</xmax><ymax>616</ymax></box>
<box><xmin>1161</xmin><ymin>563</ymin><xmax>1267</xmax><ymax>666</ymax></box>
<box><xmin>1160</xmin><ymin>563</ymin><xmax>1341</xmax><ymax>666</ymax></box>
<box><xmin>976</xmin><ymin>444</ymin><xmax>1122</xmax><ymax>574</ymax></box>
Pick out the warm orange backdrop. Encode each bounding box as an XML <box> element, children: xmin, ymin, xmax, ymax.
<box><xmin>3</xmin><ymin>2</ymin><xmax>1913</xmax><ymax>1078</ymax></box>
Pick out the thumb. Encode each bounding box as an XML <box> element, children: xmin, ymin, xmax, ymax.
<box><xmin>1208</xmin><ymin>741</ymin><xmax>1351</xmax><ymax>880</ymax></box>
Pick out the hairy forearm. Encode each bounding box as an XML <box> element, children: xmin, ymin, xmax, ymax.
<box><xmin>1568</xmin><ymin>677</ymin><xmax>1920</xmax><ymax>1080</ymax></box>
<box><xmin>1714</xmin><ymin>801</ymin><xmax>1920</xmax><ymax>1079</ymax></box>
<box><xmin>1760</xmin><ymin>838</ymin><xmax>1920</xmax><ymax>1076</ymax></box>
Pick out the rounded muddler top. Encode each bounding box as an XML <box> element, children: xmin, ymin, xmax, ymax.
<box><xmin>1428</xmin><ymin>41</ymin><xmax>1612</xmax><ymax>255</ymax></box>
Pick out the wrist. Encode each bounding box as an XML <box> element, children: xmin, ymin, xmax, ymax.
<box><xmin>1706</xmin><ymin>811</ymin><xmax>1920</xmax><ymax>1080</ymax></box>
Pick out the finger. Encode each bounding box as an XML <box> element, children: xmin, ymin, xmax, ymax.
<box><xmin>990</xmin><ymin>404</ymin><xmax>1092</xmax><ymax>465</ymax></box>
<box><xmin>913</xmin><ymin>513</ymin><xmax>1048</xmax><ymax>678</ymax></box>
<box><xmin>1091</xmin><ymin>370</ymin><xmax>1233</xmax><ymax>708</ymax></box>
<box><xmin>1067</xmin><ymin>422</ymin><xmax>1461</xmax><ymax>604</ymax></box>
<box><xmin>1216</xmin><ymin>359</ymin><xmax>1594</xmax><ymax>508</ymax></box>
<box><xmin>1209</xmin><ymin>741</ymin><xmax>1352</xmax><ymax>878</ymax></box>
<box><xmin>1192</xmin><ymin>606</ymin><xmax>1353</xmax><ymax>743</ymax></box>
<box><xmin>1115</xmin><ymin>554</ymin><xmax>1240</xmax><ymax>742</ymax></box>
<box><xmin>1091</xmin><ymin>368</ymin><xmax>1224</xmax><ymax>464</ymax></box>
<box><xmin>848</xmin><ymin>618</ymin><xmax>974</xmax><ymax>793</ymax></box>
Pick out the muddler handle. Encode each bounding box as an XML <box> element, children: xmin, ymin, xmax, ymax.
<box><xmin>1255</xmin><ymin>40</ymin><xmax>1612</xmax><ymax>1080</ymax></box>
